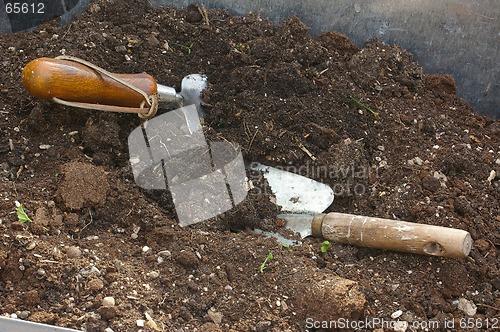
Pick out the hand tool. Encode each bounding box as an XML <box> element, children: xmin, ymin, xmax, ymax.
<box><xmin>22</xmin><ymin>56</ymin><xmax>207</xmax><ymax>119</ymax></box>
<box><xmin>251</xmin><ymin>163</ymin><xmax>472</xmax><ymax>258</ymax></box>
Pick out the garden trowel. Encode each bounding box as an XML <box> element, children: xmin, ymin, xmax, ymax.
<box><xmin>251</xmin><ymin>163</ymin><xmax>473</xmax><ymax>258</ymax></box>
<box><xmin>22</xmin><ymin>56</ymin><xmax>207</xmax><ymax>118</ymax></box>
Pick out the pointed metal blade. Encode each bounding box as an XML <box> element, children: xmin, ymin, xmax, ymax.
<box><xmin>249</xmin><ymin>162</ymin><xmax>334</xmax><ymax>214</ymax></box>
<box><xmin>278</xmin><ymin>213</ymin><xmax>315</xmax><ymax>239</ymax></box>
<box><xmin>180</xmin><ymin>74</ymin><xmax>208</xmax><ymax>117</ymax></box>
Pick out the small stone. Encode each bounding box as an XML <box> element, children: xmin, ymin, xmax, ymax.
<box><xmin>487</xmin><ymin>170</ymin><xmax>496</xmax><ymax>184</ymax></box>
<box><xmin>89</xmin><ymin>3</ymin><xmax>101</xmax><ymax>13</ymax></box>
<box><xmin>142</xmin><ymin>246</ymin><xmax>150</xmax><ymax>253</ymax></box>
<box><xmin>146</xmin><ymin>34</ymin><xmax>160</xmax><ymax>46</ymax></box>
<box><xmin>104</xmin><ymin>328</ymin><xmax>114</xmax><ymax>332</ymax></box>
<box><xmin>65</xmin><ymin>246</ymin><xmax>82</xmax><ymax>258</ymax></box>
<box><xmin>18</xmin><ymin>311</ymin><xmax>29</xmax><ymax>319</ymax></box>
<box><xmin>26</xmin><ymin>242</ymin><xmax>36</xmax><ymax>250</ymax></box>
<box><xmin>87</xmin><ymin>278</ymin><xmax>104</xmax><ymax>292</ymax></box>
<box><xmin>39</xmin><ymin>144</ymin><xmax>52</xmax><ymax>150</ymax></box>
<box><xmin>102</xmin><ymin>296</ymin><xmax>115</xmax><ymax>307</ymax></box>
<box><xmin>115</xmin><ymin>45</ymin><xmax>127</xmax><ymax>53</ymax></box>
<box><xmin>147</xmin><ymin>271</ymin><xmax>160</xmax><ymax>279</ymax></box>
<box><xmin>158</xmin><ymin>250</ymin><xmax>171</xmax><ymax>258</ymax></box>
<box><xmin>391</xmin><ymin>309</ymin><xmax>403</xmax><ymax>319</ymax></box>
<box><xmin>137</xmin><ymin>319</ymin><xmax>145</xmax><ymax>327</ymax></box>
<box><xmin>393</xmin><ymin>321</ymin><xmax>408</xmax><ymax>332</ymax></box>
<box><xmin>412</xmin><ymin>156</ymin><xmax>423</xmax><ymax>166</ymax></box>
<box><xmin>207</xmin><ymin>309</ymin><xmax>223</xmax><ymax>325</ymax></box>
<box><xmin>457</xmin><ymin>298</ymin><xmax>477</xmax><ymax>316</ymax></box>
<box><xmin>377</xmin><ymin>145</ymin><xmax>385</xmax><ymax>151</ymax></box>
<box><xmin>433</xmin><ymin>171</ymin><xmax>447</xmax><ymax>186</ymax></box>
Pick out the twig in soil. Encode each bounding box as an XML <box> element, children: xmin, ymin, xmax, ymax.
<box><xmin>16</xmin><ymin>165</ymin><xmax>23</xmax><ymax>179</ymax></box>
<box><xmin>62</xmin><ymin>23</ymin><xmax>73</xmax><ymax>39</ymax></box>
<box><xmin>0</xmin><ymin>110</ymin><xmax>9</xmax><ymax>114</ymax></box>
<box><xmin>309</xmin><ymin>122</ymin><xmax>340</xmax><ymax>138</ymax></box>
<box><xmin>144</xmin><ymin>312</ymin><xmax>161</xmax><ymax>331</ymax></box>
<box><xmin>318</xmin><ymin>68</ymin><xmax>329</xmax><ymax>76</ymax></box>
<box><xmin>196</xmin><ymin>4</ymin><xmax>210</xmax><ymax>26</ymax></box>
<box><xmin>349</xmin><ymin>96</ymin><xmax>379</xmax><ymax>117</ymax></box>
<box><xmin>39</xmin><ymin>259</ymin><xmax>60</xmax><ymax>264</ymax></box>
<box><xmin>80</xmin><ymin>208</ymin><xmax>93</xmax><ymax>234</ymax></box>
<box><xmin>247</xmin><ymin>129</ymin><xmax>260</xmax><ymax>151</ymax></box>
<box><xmin>297</xmin><ymin>141</ymin><xmax>317</xmax><ymax>161</ymax></box>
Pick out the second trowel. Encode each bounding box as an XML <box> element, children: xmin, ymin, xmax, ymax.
<box><xmin>251</xmin><ymin>163</ymin><xmax>472</xmax><ymax>258</ymax></box>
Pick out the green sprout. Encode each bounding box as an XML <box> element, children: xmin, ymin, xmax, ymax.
<box><xmin>320</xmin><ymin>240</ymin><xmax>331</xmax><ymax>253</ymax></box>
<box><xmin>349</xmin><ymin>96</ymin><xmax>379</xmax><ymax>117</ymax></box>
<box><xmin>259</xmin><ymin>251</ymin><xmax>274</xmax><ymax>273</ymax></box>
<box><xmin>16</xmin><ymin>202</ymin><xmax>32</xmax><ymax>223</ymax></box>
<box><xmin>174</xmin><ymin>43</ymin><xmax>194</xmax><ymax>55</ymax></box>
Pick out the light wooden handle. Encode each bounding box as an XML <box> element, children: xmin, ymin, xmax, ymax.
<box><xmin>312</xmin><ymin>213</ymin><xmax>472</xmax><ymax>258</ymax></box>
<box><xmin>22</xmin><ymin>58</ymin><xmax>158</xmax><ymax>107</ymax></box>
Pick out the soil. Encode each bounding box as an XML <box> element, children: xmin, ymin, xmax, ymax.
<box><xmin>0</xmin><ymin>0</ymin><xmax>499</xmax><ymax>331</ymax></box>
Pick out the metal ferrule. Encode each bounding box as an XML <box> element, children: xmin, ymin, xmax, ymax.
<box><xmin>157</xmin><ymin>84</ymin><xmax>183</xmax><ymax>107</ymax></box>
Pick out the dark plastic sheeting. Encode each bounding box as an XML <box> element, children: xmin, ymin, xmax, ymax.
<box><xmin>0</xmin><ymin>0</ymin><xmax>90</xmax><ymax>33</ymax></box>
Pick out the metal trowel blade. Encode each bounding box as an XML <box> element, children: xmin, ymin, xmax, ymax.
<box><xmin>249</xmin><ymin>162</ymin><xmax>334</xmax><ymax>215</ymax></box>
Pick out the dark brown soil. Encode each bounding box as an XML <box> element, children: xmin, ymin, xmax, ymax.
<box><xmin>0</xmin><ymin>0</ymin><xmax>499</xmax><ymax>331</ymax></box>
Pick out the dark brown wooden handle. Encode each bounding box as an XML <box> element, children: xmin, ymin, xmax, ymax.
<box><xmin>312</xmin><ymin>213</ymin><xmax>472</xmax><ymax>258</ymax></box>
<box><xmin>22</xmin><ymin>58</ymin><xmax>158</xmax><ymax>108</ymax></box>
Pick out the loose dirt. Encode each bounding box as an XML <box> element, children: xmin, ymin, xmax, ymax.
<box><xmin>0</xmin><ymin>0</ymin><xmax>498</xmax><ymax>331</ymax></box>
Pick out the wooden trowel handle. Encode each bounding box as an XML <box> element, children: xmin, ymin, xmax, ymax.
<box><xmin>22</xmin><ymin>58</ymin><xmax>157</xmax><ymax>107</ymax></box>
<box><xmin>312</xmin><ymin>213</ymin><xmax>472</xmax><ymax>258</ymax></box>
